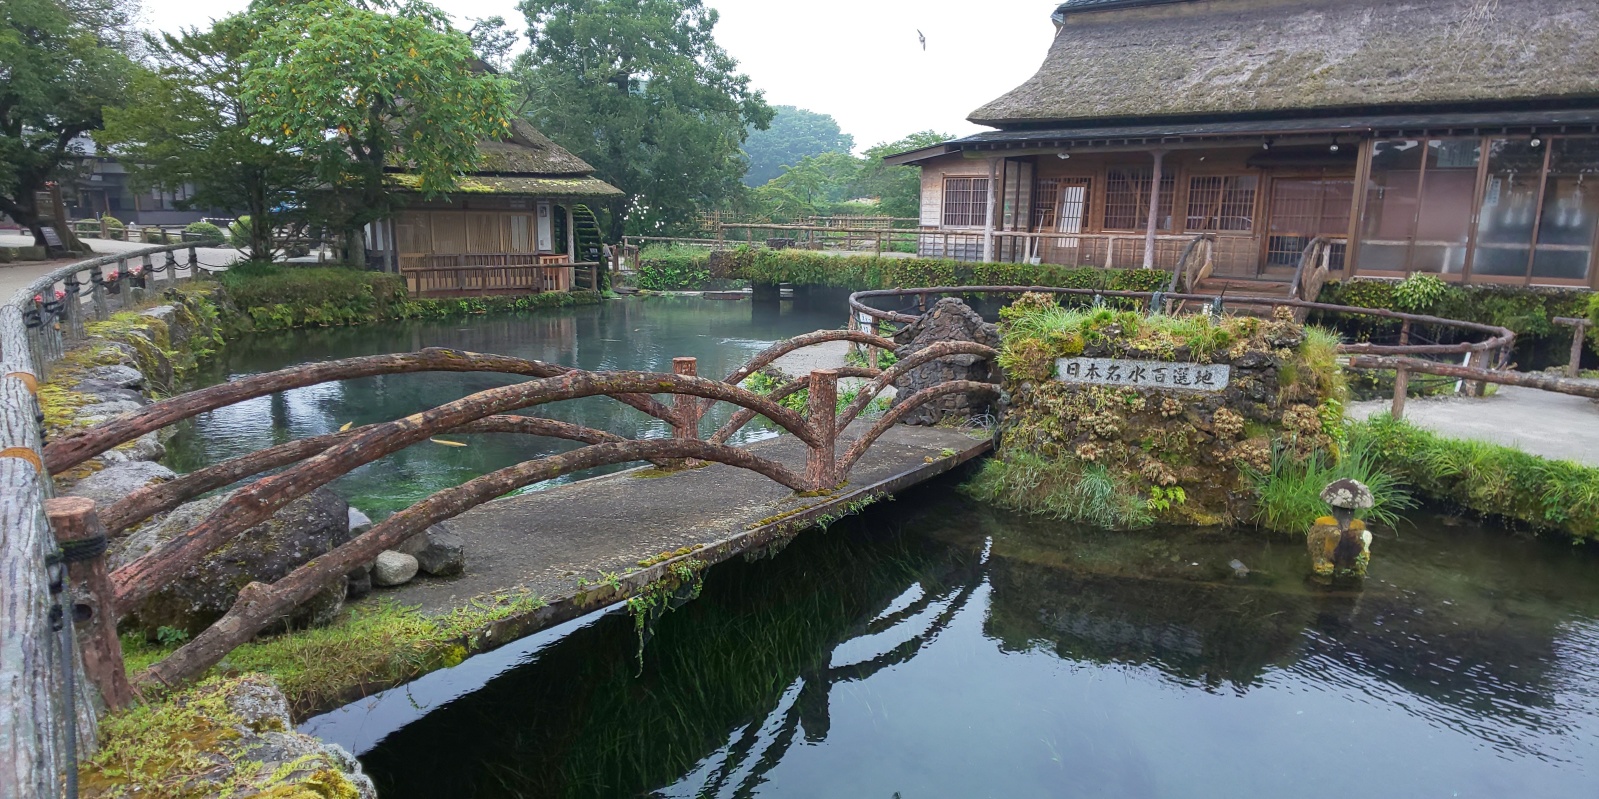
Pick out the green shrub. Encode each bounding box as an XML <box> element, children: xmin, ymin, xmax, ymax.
<box><xmin>183</xmin><ymin>221</ymin><xmax>224</xmax><ymax>242</ymax></box>
<box><xmin>218</xmin><ymin>262</ymin><xmax>409</xmax><ymax>330</ymax></box>
<box><xmin>228</xmin><ymin>215</ymin><xmax>252</xmax><ymax>249</ymax></box>
<box><xmin>1249</xmin><ymin>431</ymin><xmax>1414</xmax><ymax>534</ymax></box>
<box><xmin>1359</xmin><ymin>414</ymin><xmax>1599</xmax><ymax>541</ymax></box>
<box><xmin>101</xmin><ymin>216</ymin><xmax>125</xmax><ymax>240</ymax></box>
<box><xmin>139</xmin><ymin>227</ymin><xmax>171</xmax><ymax>244</ymax></box>
<box><xmin>1316</xmin><ymin>278</ymin><xmax>1592</xmax><ymax>353</ymax></box>
<box><xmin>636</xmin><ymin>244</ymin><xmax>711</xmax><ymax>291</ymax></box>
<box><xmin>1390</xmin><ymin>273</ymin><xmax>1448</xmax><ymax>312</ymax></box>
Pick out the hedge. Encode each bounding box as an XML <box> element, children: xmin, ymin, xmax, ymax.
<box><xmin>717</xmin><ymin>248</ymin><xmax>1172</xmax><ymax>294</ymax></box>
<box><xmin>1359</xmin><ymin>414</ymin><xmax>1599</xmax><ymax>542</ymax></box>
<box><xmin>217</xmin><ymin>262</ymin><xmax>603</xmax><ymax>332</ymax></box>
<box><xmin>1315</xmin><ymin>278</ymin><xmax>1594</xmax><ymax>357</ymax></box>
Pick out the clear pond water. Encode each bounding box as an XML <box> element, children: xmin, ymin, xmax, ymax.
<box><xmin>164</xmin><ymin>296</ymin><xmax>844</xmax><ymax>517</ymax></box>
<box><xmin>171</xmin><ymin>295</ymin><xmax>1599</xmax><ymax>796</ymax></box>
<box><xmin>305</xmin><ymin>484</ymin><xmax>1599</xmax><ymax>799</ymax></box>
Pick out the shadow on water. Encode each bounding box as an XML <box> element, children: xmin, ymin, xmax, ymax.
<box><xmin>162</xmin><ymin>296</ymin><xmax>842</xmax><ymax>517</ymax></box>
<box><xmin>315</xmin><ymin>478</ymin><xmax>1599</xmax><ymax>799</ymax></box>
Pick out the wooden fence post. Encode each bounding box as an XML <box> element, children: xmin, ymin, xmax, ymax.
<box><xmin>44</xmin><ymin>498</ymin><xmax>133</xmax><ymax>711</ymax></box>
<box><xmin>805</xmin><ymin>369</ymin><xmax>839</xmax><ymax>491</ymax></box>
<box><xmin>1391</xmin><ymin>320</ymin><xmax>1411</xmax><ymax>420</ymax></box>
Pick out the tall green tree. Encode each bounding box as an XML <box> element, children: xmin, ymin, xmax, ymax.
<box><xmin>854</xmin><ymin>131</ymin><xmax>950</xmax><ymax>220</ymax></box>
<box><xmin>238</xmin><ymin>0</ymin><xmax>516</xmax><ymax>263</ymax></box>
<box><xmin>99</xmin><ymin>16</ymin><xmax>316</xmax><ymax>260</ymax></box>
<box><xmin>0</xmin><ymin>0</ymin><xmax>136</xmax><ymax>246</ymax></box>
<box><xmin>516</xmin><ymin>0</ymin><xmax>772</xmax><ymax>239</ymax></box>
<box><xmin>743</xmin><ymin>106</ymin><xmax>854</xmax><ymax>188</ymax></box>
<box><xmin>752</xmin><ymin>151</ymin><xmax>862</xmax><ymax>220</ymax></box>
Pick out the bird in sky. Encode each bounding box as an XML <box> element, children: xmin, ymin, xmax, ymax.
<box><xmin>918</xmin><ymin>29</ymin><xmax>926</xmax><ymax>50</ymax></box>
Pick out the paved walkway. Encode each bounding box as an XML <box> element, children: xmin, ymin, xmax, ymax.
<box><xmin>0</xmin><ymin>234</ymin><xmax>243</xmax><ymax>301</ymax></box>
<box><xmin>1349</xmin><ymin>385</ymin><xmax>1599</xmax><ymax>466</ymax></box>
<box><xmin>375</xmin><ymin>422</ymin><xmax>988</xmax><ymax>618</ymax></box>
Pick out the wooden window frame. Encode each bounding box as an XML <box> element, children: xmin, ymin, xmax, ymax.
<box><xmin>941</xmin><ymin>176</ymin><xmax>990</xmax><ymax>228</ymax></box>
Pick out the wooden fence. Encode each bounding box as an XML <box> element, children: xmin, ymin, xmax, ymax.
<box><xmin>1</xmin><ymin>241</ymin><xmax>218</xmax><ymax>798</ymax></box>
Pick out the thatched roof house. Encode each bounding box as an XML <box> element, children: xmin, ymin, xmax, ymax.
<box><xmin>373</xmin><ymin>120</ymin><xmax>621</xmax><ymax>297</ymax></box>
<box><xmin>893</xmin><ymin>0</ymin><xmax>1599</xmax><ymax>291</ymax></box>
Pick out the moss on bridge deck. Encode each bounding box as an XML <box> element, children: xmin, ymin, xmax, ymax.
<box><xmin>293</xmin><ymin>422</ymin><xmax>989</xmax><ymax>716</ymax></box>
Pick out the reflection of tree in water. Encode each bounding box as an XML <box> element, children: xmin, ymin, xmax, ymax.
<box><xmin>362</xmin><ymin>491</ymin><xmax>1599</xmax><ymax>797</ymax></box>
<box><xmin>360</xmin><ymin>522</ymin><xmax>985</xmax><ymax>799</ymax></box>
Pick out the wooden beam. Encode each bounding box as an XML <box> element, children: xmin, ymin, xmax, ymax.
<box><xmin>1143</xmin><ymin>150</ymin><xmax>1166</xmax><ymax>269</ymax></box>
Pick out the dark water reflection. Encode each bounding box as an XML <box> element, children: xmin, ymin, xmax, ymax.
<box><xmin>164</xmin><ymin>297</ymin><xmax>842</xmax><ymax>517</ymax></box>
<box><xmin>312</xmin><ymin>483</ymin><xmax>1599</xmax><ymax>798</ymax></box>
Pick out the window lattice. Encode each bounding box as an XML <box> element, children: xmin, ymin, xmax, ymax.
<box><xmin>1186</xmin><ymin>176</ymin><xmax>1258</xmax><ymax>232</ymax></box>
<box><xmin>1103</xmin><ymin>168</ymin><xmax>1176</xmax><ymax>231</ymax></box>
<box><xmin>1033</xmin><ymin>177</ymin><xmax>1092</xmax><ymax>232</ymax></box>
<box><xmin>942</xmin><ymin>177</ymin><xmax>990</xmax><ymax>227</ymax></box>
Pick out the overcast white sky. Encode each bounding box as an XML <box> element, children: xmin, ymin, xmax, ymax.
<box><xmin>135</xmin><ymin>0</ymin><xmax>1060</xmax><ymax>149</ymax></box>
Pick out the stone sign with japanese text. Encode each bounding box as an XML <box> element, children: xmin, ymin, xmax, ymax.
<box><xmin>1054</xmin><ymin>357</ymin><xmax>1231</xmax><ymax>392</ymax></box>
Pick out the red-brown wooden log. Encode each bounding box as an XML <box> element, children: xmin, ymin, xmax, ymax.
<box><xmin>100</xmin><ymin>416</ymin><xmax>631</xmax><ymax>535</ymax></box>
<box><xmin>43</xmin><ymin>348</ymin><xmax>676</xmax><ymax>473</ymax></box>
<box><xmin>134</xmin><ymin>437</ymin><xmax>808</xmax><ymax>689</ymax></box>
<box><xmin>836</xmin><ymin>381</ymin><xmax>1003</xmax><ymax>476</ymax></box>
<box><xmin>1347</xmin><ymin>356</ymin><xmax>1599</xmax><ymax>399</ymax></box>
<box><xmin>703</xmin><ymin>329</ymin><xmax>898</xmax><ymax>413</ymax></box>
<box><xmin>805</xmin><ymin>370</ymin><xmax>839</xmax><ymax>490</ymax></box>
<box><xmin>836</xmin><ymin>341</ymin><xmax>999</xmax><ymax>428</ymax></box>
<box><xmin>43</xmin><ymin>498</ymin><xmax>133</xmax><ymax>711</ymax></box>
<box><xmin>707</xmin><ymin>367</ymin><xmax>879</xmax><ymax>446</ymax></box>
<box><xmin>110</xmin><ymin>371</ymin><xmax>816</xmax><ymax>610</ymax></box>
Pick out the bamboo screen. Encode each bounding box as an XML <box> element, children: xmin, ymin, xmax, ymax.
<box><xmin>397</xmin><ymin>210</ymin><xmax>550</xmax><ymax>256</ymax></box>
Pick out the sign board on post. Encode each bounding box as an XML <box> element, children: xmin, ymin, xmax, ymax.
<box><xmin>1055</xmin><ymin>357</ymin><xmax>1231</xmax><ymax>392</ymax></box>
<box><xmin>39</xmin><ymin>226</ymin><xmax>66</xmax><ymax>255</ymax></box>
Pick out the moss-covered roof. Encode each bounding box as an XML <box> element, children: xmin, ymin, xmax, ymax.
<box><xmin>388</xmin><ymin>173</ymin><xmax>623</xmax><ymax>197</ymax></box>
<box><xmin>474</xmin><ymin>119</ymin><xmax>599</xmax><ymax>175</ymax></box>
<box><xmin>972</xmin><ymin>0</ymin><xmax>1599</xmax><ymax>127</ymax></box>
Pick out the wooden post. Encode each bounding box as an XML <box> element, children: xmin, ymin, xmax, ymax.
<box><xmin>44</xmin><ymin>498</ymin><xmax>134</xmax><ymax>711</ymax></box>
<box><xmin>1464</xmin><ymin>348</ymin><xmax>1490</xmax><ymax>397</ymax></box>
<box><xmin>1392</xmin><ymin>320</ymin><xmax>1411</xmax><ymax>419</ymax></box>
<box><xmin>1143</xmin><ymin>150</ymin><xmax>1166</xmax><ymax>269</ymax></box>
<box><xmin>982</xmin><ymin>158</ymin><xmax>999</xmax><ymax>263</ymax></box>
<box><xmin>669</xmin><ymin>357</ymin><xmax>699</xmax><ymax>467</ymax></box>
<box><xmin>1555</xmin><ymin>317</ymin><xmax>1589</xmax><ymax>378</ymax></box>
<box><xmin>806</xmin><ymin>369</ymin><xmax>839</xmax><ymax>491</ymax></box>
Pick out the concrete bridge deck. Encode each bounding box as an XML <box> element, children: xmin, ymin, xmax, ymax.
<box><xmin>368</xmin><ymin>421</ymin><xmax>990</xmax><ymax>626</ymax></box>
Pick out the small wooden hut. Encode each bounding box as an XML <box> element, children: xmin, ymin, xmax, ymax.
<box><xmin>890</xmin><ymin>0</ymin><xmax>1599</xmax><ymax>293</ymax></box>
<box><xmin>369</xmin><ymin>120</ymin><xmax>622</xmax><ymax>297</ymax></box>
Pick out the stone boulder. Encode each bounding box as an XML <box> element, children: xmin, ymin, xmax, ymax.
<box><xmin>81</xmin><ymin>674</ymin><xmax>377</xmax><ymax>799</ymax></box>
<box><xmin>891</xmin><ymin>298</ymin><xmax>1002</xmax><ymax>425</ymax></box>
<box><xmin>372</xmin><ymin>551</ymin><xmax>419</xmax><ymax>587</ymax></box>
<box><xmin>398</xmin><ymin>522</ymin><xmax>466</xmax><ymax>577</ymax></box>
<box><xmin>112</xmin><ymin>487</ymin><xmax>353</xmax><ymax>638</ymax></box>
<box><xmin>67</xmin><ymin>461</ymin><xmax>176</xmax><ymax>509</ymax></box>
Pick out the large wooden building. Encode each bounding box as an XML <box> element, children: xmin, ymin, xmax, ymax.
<box><xmin>889</xmin><ymin>0</ymin><xmax>1599</xmax><ymax>292</ymax></box>
<box><xmin>369</xmin><ymin>120</ymin><xmax>622</xmax><ymax>296</ymax></box>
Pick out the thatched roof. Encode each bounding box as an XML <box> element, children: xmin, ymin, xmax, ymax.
<box><xmin>474</xmin><ymin>120</ymin><xmax>598</xmax><ymax>176</ymax></box>
<box><xmin>388</xmin><ymin>173</ymin><xmax>622</xmax><ymax>198</ymax></box>
<box><xmin>972</xmin><ymin>0</ymin><xmax>1599</xmax><ymax>127</ymax></box>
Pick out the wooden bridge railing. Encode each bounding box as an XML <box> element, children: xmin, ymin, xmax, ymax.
<box><xmin>22</xmin><ymin>327</ymin><xmax>1001</xmax><ymax>731</ymax></box>
<box><xmin>1</xmin><ymin>240</ymin><xmax>221</xmax><ymax>798</ymax></box>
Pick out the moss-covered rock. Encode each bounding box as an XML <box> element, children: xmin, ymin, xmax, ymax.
<box><xmin>81</xmin><ymin>674</ymin><xmax>375</xmax><ymax>799</ymax></box>
<box><xmin>970</xmin><ymin>296</ymin><xmax>1348</xmax><ymax>529</ymax></box>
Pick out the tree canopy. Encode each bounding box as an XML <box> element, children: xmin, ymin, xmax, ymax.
<box><xmin>238</xmin><ymin>0</ymin><xmax>517</xmax><ymax>258</ymax></box>
<box><xmin>742</xmin><ymin>106</ymin><xmax>854</xmax><ymax>188</ymax></box>
<box><xmin>0</xmin><ymin>0</ymin><xmax>137</xmax><ymax>245</ymax></box>
<box><xmin>99</xmin><ymin>15</ymin><xmax>316</xmax><ymax>260</ymax></box>
<box><xmin>855</xmin><ymin>131</ymin><xmax>950</xmax><ymax>220</ymax></box>
<box><xmin>516</xmin><ymin>0</ymin><xmax>772</xmax><ymax>238</ymax></box>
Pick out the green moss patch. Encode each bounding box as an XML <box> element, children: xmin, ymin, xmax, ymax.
<box><xmin>972</xmin><ymin>295</ymin><xmax>1349</xmax><ymax>530</ymax></box>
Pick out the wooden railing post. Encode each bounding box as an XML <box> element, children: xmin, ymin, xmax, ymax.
<box><xmin>164</xmin><ymin>249</ymin><xmax>178</xmax><ymax>287</ymax></box>
<box><xmin>669</xmin><ymin>357</ymin><xmax>699</xmax><ymax>468</ymax></box>
<box><xmin>1392</xmin><ymin>320</ymin><xmax>1411</xmax><ymax>419</ymax></box>
<box><xmin>805</xmin><ymin>369</ymin><xmax>839</xmax><ymax>491</ymax></box>
<box><xmin>44</xmin><ymin>498</ymin><xmax>133</xmax><ymax>711</ymax></box>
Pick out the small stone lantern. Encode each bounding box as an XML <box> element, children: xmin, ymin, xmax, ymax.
<box><xmin>1306</xmin><ymin>478</ymin><xmax>1375</xmax><ymax>577</ymax></box>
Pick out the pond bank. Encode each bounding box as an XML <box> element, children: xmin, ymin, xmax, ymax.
<box><xmin>1350</xmin><ymin>384</ymin><xmax>1599</xmax><ymax>467</ymax></box>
